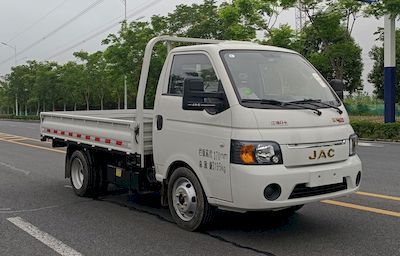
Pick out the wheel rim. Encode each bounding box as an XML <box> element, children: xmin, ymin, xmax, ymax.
<box><xmin>71</xmin><ymin>158</ymin><xmax>84</xmax><ymax>190</ymax></box>
<box><xmin>172</xmin><ymin>177</ymin><xmax>197</xmax><ymax>222</ymax></box>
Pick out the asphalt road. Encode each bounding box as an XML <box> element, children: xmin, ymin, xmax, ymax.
<box><xmin>0</xmin><ymin>120</ymin><xmax>399</xmax><ymax>256</ymax></box>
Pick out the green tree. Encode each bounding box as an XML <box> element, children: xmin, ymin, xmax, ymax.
<box><xmin>34</xmin><ymin>62</ymin><xmax>61</xmax><ymax>112</ymax></box>
<box><xmin>73</xmin><ymin>52</ymin><xmax>94</xmax><ymax>110</ymax></box>
<box><xmin>300</xmin><ymin>10</ymin><xmax>363</xmax><ymax>93</ymax></box>
<box><xmin>58</xmin><ymin>62</ymin><xmax>86</xmax><ymax>111</ymax></box>
<box><xmin>263</xmin><ymin>24</ymin><xmax>300</xmax><ymax>50</ymax></box>
<box><xmin>365</xmin><ymin>0</ymin><xmax>400</xmax><ymax>17</ymax></box>
<box><xmin>161</xmin><ymin>0</ymin><xmax>223</xmax><ymax>38</ymax></box>
<box><xmin>0</xmin><ymin>79</ymin><xmax>12</xmax><ymax>114</ymax></box>
<box><xmin>6</xmin><ymin>64</ymin><xmax>37</xmax><ymax>115</ymax></box>
<box><xmin>330</xmin><ymin>0</ymin><xmax>363</xmax><ymax>34</ymax></box>
<box><xmin>103</xmin><ymin>19</ymin><xmax>173</xmax><ymax>109</ymax></box>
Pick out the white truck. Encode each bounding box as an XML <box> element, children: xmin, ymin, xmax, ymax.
<box><xmin>40</xmin><ymin>36</ymin><xmax>362</xmax><ymax>231</ymax></box>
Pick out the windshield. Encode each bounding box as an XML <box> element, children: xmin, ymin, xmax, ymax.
<box><xmin>220</xmin><ymin>50</ymin><xmax>340</xmax><ymax>107</ymax></box>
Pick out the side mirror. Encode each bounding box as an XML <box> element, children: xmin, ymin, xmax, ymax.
<box><xmin>182</xmin><ymin>77</ymin><xmax>228</xmax><ymax>114</ymax></box>
<box><xmin>330</xmin><ymin>79</ymin><xmax>344</xmax><ymax>100</ymax></box>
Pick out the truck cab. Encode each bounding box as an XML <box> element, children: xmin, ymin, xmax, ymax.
<box><xmin>152</xmin><ymin>40</ymin><xmax>361</xmax><ymax>225</ymax></box>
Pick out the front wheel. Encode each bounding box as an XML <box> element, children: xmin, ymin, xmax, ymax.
<box><xmin>168</xmin><ymin>167</ymin><xmax>215</xmax><ymax>231</ymax></box>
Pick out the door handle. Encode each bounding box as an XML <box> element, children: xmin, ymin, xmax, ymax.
<box><xmin>156</xmin><ymin>115</ymin><xmax>163</xmax><ymax>130</ymax></box>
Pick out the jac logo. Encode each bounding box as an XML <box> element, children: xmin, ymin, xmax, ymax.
<box><xmin>309</xmin><ymin>149</ymin><xmax>335</xmax><ymax>160</ymax></box>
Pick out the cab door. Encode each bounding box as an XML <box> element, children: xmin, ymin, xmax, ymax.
<box><xmin>153</xmin><ymin>52</ymin><xmax>232</xmax><ymax>202</ymax></box>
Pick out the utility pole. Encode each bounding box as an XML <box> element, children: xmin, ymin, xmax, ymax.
<box><xmin>357</xmin><ymin>0</ymin><xmax>396</xmax><ymax>122</ymax></box>
<box><xmin>1</xmin><ymin>42</ymin><xmax>18</xmax><ymax>116</ymax></box>
<box><xmin>384</xmin><ymin>14</ymin><xmax>396</xmax><ymax>123</ymax></box>
<box><xmin>119</xmin><ymin>0</ymin><xmax>144</xmax><ymax>110</ymax></box>
<box><xmin>295</xmin><ymin>0</ymin><xmax>307</xmax><ymax>32</ymax></box>
<box><xmin>123</xmin><ymin>0</ymin><xmax>128</xmax><ymax>110</ymax></box>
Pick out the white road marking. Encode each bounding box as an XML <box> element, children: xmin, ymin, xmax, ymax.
<box><xmin>0</xmin><ymin>208</ymin><xmax>11</xmax><ymax>211</ymax></box>
<box><xmin>7</xmin><ymin>217</ymin><xmax>82</xmax><ymax>256</ymax></box>
<box><xmin>0</xmin><ymin>161</ymin><xmax>30</xmax><ymax>175</ymax></box>
<box><xmin>359</xmin><ymin>142</ymin><xmax>384</xmax><ymax>148</ymax></box>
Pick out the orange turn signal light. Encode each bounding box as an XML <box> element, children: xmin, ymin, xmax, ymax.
<box><xmin>240</xmin><ymin>144</ymin><xmax>256</xmax><ymax>164</ymax></box>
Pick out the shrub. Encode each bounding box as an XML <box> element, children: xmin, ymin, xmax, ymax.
<box><xmin>351</xmin><ymin>120</ymin><xmax>400</xmax><ymax>140</ymax></box>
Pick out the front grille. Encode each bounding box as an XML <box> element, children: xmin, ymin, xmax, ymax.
<box><xmin>288</xmin><ymin>178</ymin><xmax>347</xmax><ymax>199</ymax></box>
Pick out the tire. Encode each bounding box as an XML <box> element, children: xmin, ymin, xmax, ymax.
<box><xmin>168</xmin><ymin>167</ymin><xmax>215</xmax><ymax>231</ymax></box>
<box><xmin>69</xmin><ymin>150</ymin><xmax>95</xmax><ymax>197</ymax></box>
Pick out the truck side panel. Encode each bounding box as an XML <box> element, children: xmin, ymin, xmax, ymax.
<box><xmin>40</xmin><ymin>110</ymin><xmax>154</xmax><ymax>156</ymax></box>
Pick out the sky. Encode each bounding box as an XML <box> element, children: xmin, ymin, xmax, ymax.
<box><xmin>0</xmin><ymin>0</ymin><xmax>397</xmax><ymax>94</ymax></box>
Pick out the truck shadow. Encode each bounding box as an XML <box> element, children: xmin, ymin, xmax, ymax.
<box><xmin>211</xmin><ymin>210</ymin><xmax>300</xmax><ymax>232</ymax></box>
<box><xmin>100</xmin><ymin>191</ymin><xmax>305</xmax><ymax>233</ymax></box>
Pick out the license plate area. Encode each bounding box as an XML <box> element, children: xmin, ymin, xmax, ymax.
<box><xmin>308</xmin><ymin>169</ymin><xmax>343</xmax><ymax>187</ymax></box>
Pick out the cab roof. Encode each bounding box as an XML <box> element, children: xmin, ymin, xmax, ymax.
<box><xmin>170</xmin><ymin>41</ymin><xmax>298</xmax><ymax>55</ymax></box>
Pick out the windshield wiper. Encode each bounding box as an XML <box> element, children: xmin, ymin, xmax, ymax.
<box><xmin>290</xmin><ymin>99</ymin><xmax>343</xmax><ymax>114</ymax></box>
<box><xmin>241</xmin><ymin>99</ymin><xmax>283</xmax><ymax>105</ymax></box>
<box><xmin>241</xmin><ymin>99</ymin><xmax>322</xmax><ymax>116</ymax></box>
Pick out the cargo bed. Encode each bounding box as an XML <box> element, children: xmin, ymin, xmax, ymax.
<box><xmin>40</xmin><ymin>109</ymin><xmax>154</xmax><ymax>155</ymax></box>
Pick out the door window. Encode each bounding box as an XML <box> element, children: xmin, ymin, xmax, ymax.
<box><xmin>168</xmin><ymin>54</ymin><xmax>220</xmax><ymax>96</ymax></box>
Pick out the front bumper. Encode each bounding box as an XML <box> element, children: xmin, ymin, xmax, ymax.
<box><xmin>218</xmin><ymin>156</ymin><xmax>361</xmax><ymax>211</ymax></box>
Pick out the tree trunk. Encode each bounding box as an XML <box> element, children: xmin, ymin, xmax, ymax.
<box><xmin>117</xmin><ymin>96</ymin><xmax>121</xmax><ymax>110</ymax></box>
<box><xmin>43</xmin><ymin>101</ymin><xmax>46</xmax><ymax>112</ymax></box>
<box><xmin>85</xmin><ymin>89</ymin><xmax>90</xmax><ymax>110</ymax></box>
<box><xmin>85</xmin><ymin>93</ymin><xmax>90</xmax><ymax>110</ymax></box>
<box><xmin>63</xmin><ymin>103</ymin><xmax>66</xmax><ymax>111</ymax></box>
<box><xmin>25</xmin><ymin>104</ymin><xmax>27</xmax><ymax>116</ymax></box>
<box><xmin>36</xmin><ymin>101</ymin><xmax>40</xmax><ymax>116</ymax></box>
<box><xmin>52</xmin><ymin>101</ymin><xmax>55</xmax><ymax>112</ymax></box>
<box><xmin>100</xmin><ymin>97</ymin><xmax>104</xmax><ymax>110</ymax></box>
<box><xmin>74</xmin><ymin>103</ymin><xmax>77</xmax><ymax>111</ymax></box>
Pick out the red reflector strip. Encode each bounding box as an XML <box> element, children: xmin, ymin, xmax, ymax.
<box><xmin>105</xmin><ymin>139</ymin><xmax>111</xmax><ymax>144</ymax></box>
<box><xmin>95</xmin><ymin>137</ymin><xmax>100</xmax><ymax>142</ymax></box>
<box><xmin>68</xmin><ymin>132</ymin><xmax>73</xmax><ymax>136</ymax></box>
<box><xmin>61</xmin><ymin>131</ymin><xmax>65</xmax><ymax>135</ymax></box>
<box><xmin>116</xmin><ymin>140</ymin><xmax>123</xmax><ymax>146</ymax></box>
<box><xmin>85</xmin><ymin>135</ymin><xmax>90</xmax><ymax>140</ymax></box>
<box><xmin>77</xmin><ymin>134</ymin><xmax>82</xmax><ymax>138</ymax></box>
<box><xmin>54</xmin><ymin>130</ymin><xmax>58</xmax><ymax>134</ymax></box>
<box><xmin>47</xmin><ymin>129</ymin><xmax>51</xmax><ymax>132</ymax></box>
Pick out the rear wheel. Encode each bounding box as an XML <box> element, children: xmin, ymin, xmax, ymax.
<box><xmin>168</xmin><ymin>167</ymin><xmax>215</xmax><ymax>231</ymax></box>
<box><xmin>69</xmin><ymin>150</ymin><xmax>94</xmax><ymax>197</ymax></box>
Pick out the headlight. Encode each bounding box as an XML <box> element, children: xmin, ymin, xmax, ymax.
<box><xmin>231</xmin><ymin>140</ymin><xmax>283</xmax><ymax>165</ymax></box>
<box><xmin>349</xmin><ymin>134</ymin><xmax>358</xmax><ymax>156</ymax></box>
